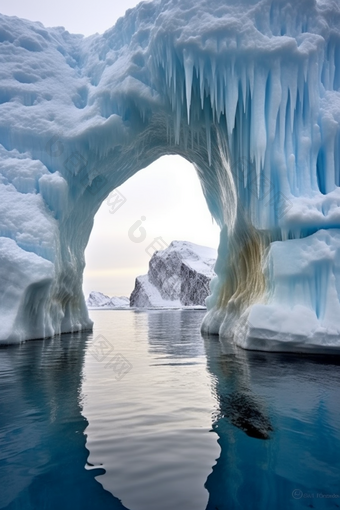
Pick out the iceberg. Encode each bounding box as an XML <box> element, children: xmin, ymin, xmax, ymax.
<box><xmin>129</xmin><ymin>240</ymin><xmax>217</xmax><ymax>307</ymax></box>
<box><xmin>1</xmin><ymin>0</ymin><xmax>340</xmax><ymax>351</ymax></box>
<box><xmin>86</xmin><ymin>291</ymin><xmax>129</xmax><ymax>308</ymax></box>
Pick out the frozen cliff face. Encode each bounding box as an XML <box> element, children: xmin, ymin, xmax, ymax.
<box><xmin>1</xmin><ymin>0</ymin><xmax>340</xmax><ymax>351</ymax></box>
<box><xmin>86</xmin><ymin>291</ymin><xmax>129</xmax><ymax>308</ymax></box>
<box><xmin>130</xmin><ymin>241</ymin><xmax>216</xmax><ymax>307</ymax></box>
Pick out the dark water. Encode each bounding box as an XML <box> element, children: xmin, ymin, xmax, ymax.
<box><xmin>0</xmin><ymin>310</ymin><xmax>339</xmax><ymax>510</ymax></box>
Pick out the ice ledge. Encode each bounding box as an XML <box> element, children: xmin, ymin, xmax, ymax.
<box><xmin>202</xmin><ymin>229</ymin><xmax>340</xmax><ymax>354</ymax></box>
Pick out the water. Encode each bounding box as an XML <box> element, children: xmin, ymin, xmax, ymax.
<box><xmin>0</xmin><ymin>309</ymin><xmax>339</xmax><ymax>510</ymax></box>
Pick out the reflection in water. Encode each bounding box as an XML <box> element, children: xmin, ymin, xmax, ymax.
<box><xmin>0</xmin><ymin>333</ymin><xmax>128</xmax><ymax>510</ymax></box>
<box><xmin>1</xmin><ymin>311</ymin><xmax>339</xmax><ymax>510</ymax></box>
<box><xmin>205</xmin><ymin>337</ymin><xmax>274</xmax><ymax>440</ymax></box>
<box><xmin>203</xmin><ymin>334</ymin><xmax>340</xmax><ymax>510</ymax></box>
<box><xmin>83</xmin><ymin>309</ymin><xmax>218</xmax><ymax>510</ymax></box>
<box><xmin>217</xmin><ymin>391</ymin><xmax>273</xmax><ymax>440</ymax></box>
<box><xmin>146</xmin><ymin>309</ymin><xmax>206</xmax><ymax>359</ymax></box>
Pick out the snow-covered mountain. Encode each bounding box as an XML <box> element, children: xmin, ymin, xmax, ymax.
<box><xmin>86</xmin><ymin>291</ymin><xmax>129</xmax><ymax>309</ymax></box>
<box><xmin>130</xmin><ymin>241</ymin><xmax>217</xmax><ymax>308</ymax></box>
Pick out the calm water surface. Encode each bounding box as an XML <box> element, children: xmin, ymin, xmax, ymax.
<box><xmin>0</xmin><ymin>309</ymin><xmax>339</xmax><ymax>510</ymax></box>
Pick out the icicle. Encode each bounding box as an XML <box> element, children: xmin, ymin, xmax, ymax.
<box><xmin>183</xmin><ymin>49</ymin><xmax>194</xmax><ymax>124</ymax></box>
<box><xmin>308</xmin><ymin>55</ymin><xmax>319</xmax><ymax>123</ymax></box>
<box><xmin>211</xmin><ymin>57</ymin><xmax>217</xmax><ymax>117</ymax></box>
<box><xmin>224</xmin><ymin>66</ymin><xmax>238</xmax><ymax>136</ymax></box>
<box><xmin>251</xmin><ymin>67</ymin><xmax>268</xmax><ymax>194</ymax></box>
<box><xmin>265</xmin><ymin>62</ymin><xmax>281</xmax><ymax>143</ymax></box>
<box><xmin>174</xmin><ymin>97</ymin><xmax>181</xmax><ymax>144</ymax></box>
<box><xmin>231</xmin><ymin>55</ymin><xmax>235</xmax><ymax>78</ymax></box>
<box><xmin>173</xmin><ymin>55</ymin><xmax>177</xmax><ymax>96</ymax></box>
<box><xmin>199</xmin><ymin>58</ymin><xmax>205</xmax><ymax>109</ymax></box>
<box><xmin>216</xmin><ymin>72</ymin><xmax>224</xmax><ymax>123</ymax></box>
<box><xmin>287</xmin><ymin>64</ymin><xmax>298</xmax><ymax>134</ymax></box>
<box><xmin>248</xmin><ymin>61</ymin><xmax>255</xmax><ymax>100</ymax></box>
<box><xmin>241</xmin><ymin>66</ymin><xmax>247</xmax><ymax>113</ymax></box>
<box><xmin>278</xmin><ymin>81</ymin><xmax>288</xmax><ymax>153</ymax></box>
<box><xmin>166</xmin><ymin>45</ymin><xmax>173</xmax><ymax>88</ymax></box>
<box><xmin>205</xmin><ymin>107</ymin><xmax>212</xmax><ymax>165</ymax></box>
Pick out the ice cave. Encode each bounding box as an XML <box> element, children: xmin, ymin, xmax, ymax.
<box><xmin>1</xmin><ymin>0</ymin><xmax>340</xmax><ymax>352</ymax></box>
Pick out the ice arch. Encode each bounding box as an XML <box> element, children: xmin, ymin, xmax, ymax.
<box><xmin>1</xmin><ymin>0</ymin><xmax>340</xmax><ymax>351</ymax></box>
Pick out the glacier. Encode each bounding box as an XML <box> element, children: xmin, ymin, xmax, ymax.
<box><xmin>129</xmin><ymin>240</ymin><xmax>217</xmax><ymax>307</ymax></box>
<box><xmin>1</xmin><ymin>0</ymin><xmax>340</xmax><ymax>352</ymax></box>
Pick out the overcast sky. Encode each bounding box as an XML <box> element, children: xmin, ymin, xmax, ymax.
<box><xmin>0</xmin><ymin>0</ymin><xmax>145</xmax><ymax>36</ymax></box>
<box><xmin>0</xmin><ymin>1</ymin><xmax>220</xmax><ymax>297</ymax></box>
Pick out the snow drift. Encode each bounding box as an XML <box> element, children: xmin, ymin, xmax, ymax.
<box><xmin>129</xmin><ymin>240</ymin><xmax>216</xmax><ymax>307</ymax></box>
<box><xmin>1</xmin><ymin>0</ymin><xmax>340</xmax><ymax>351</ymax></box>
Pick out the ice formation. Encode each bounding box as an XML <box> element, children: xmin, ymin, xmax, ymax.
<box><xmin>1</xmin><ymin>0</ymin><xmax>340</xmax><ymax>351</ymax></box>
<box><xmin>129</xmin><ymin>240</ymin><xmax>216</xmax><ymax>307</ymax></box>
<box><xmin>86</xmin><ymin>292</ymin><xmax>129</xmax><ymax>308</ymax></box>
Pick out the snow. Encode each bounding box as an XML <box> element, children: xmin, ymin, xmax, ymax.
<box><xmin>130</xmin><ymin>274</ymin><xmax>182</xmax><ymax>308</ymax></box>
<box><xmin>130</xmin><ymin>240</ymin><xmax>216</xmax><ymax>307</ymax></box>
<box><xmin>165</xmin><ymin>240</ymin><xmax>216</xmax><ymax>278</ymax></box>
<box><xmin>1</xmin><ymin>0</ymin><xmax>340</xmax><ymax>351</ymax></box>
<box><xmin>86</xmin><ymin>291</ymin><xmax>129</xmax><ymax>308</ymax></box>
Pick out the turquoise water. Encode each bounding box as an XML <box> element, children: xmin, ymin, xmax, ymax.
<box><xmin>0</xmin><ymin>309</ymin><xmax>339</xmax><ymax>509</ymax></box>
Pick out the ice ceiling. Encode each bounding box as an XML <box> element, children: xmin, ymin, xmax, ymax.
<box><xmin>1</xmin><ymin>0</ymin><xmax>340</xmax><ymax>352</ymax></box>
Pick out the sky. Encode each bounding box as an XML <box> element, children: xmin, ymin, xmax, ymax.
<box><xmin>0</xmin><ymin>0</ymin><xmax>145</xmax><ymax>37</ymax></box>
<box><xmin>0</xmin><ymin>1</ymin><xmax>220</xmax><ymax>297</ymax></box>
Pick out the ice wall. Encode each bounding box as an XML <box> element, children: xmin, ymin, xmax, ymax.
<box><xmin>1</xmin><ymin>0</ymin><xmax>340</xmax><ymax>351</ymax></box>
